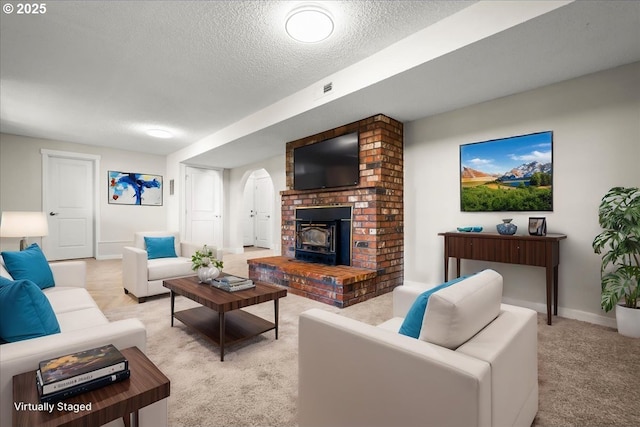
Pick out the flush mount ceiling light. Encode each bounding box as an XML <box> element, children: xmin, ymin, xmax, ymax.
<box><xmin>285</xmin><ymin>5</ymin><xmax>334</xmax><ymax>43</ymax></box>
<box><xmin>146</xmin><ymin>129</ymin><xmax>173</xmax><ymax>139</ymax></box>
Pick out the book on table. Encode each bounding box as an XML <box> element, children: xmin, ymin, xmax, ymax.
<box><xmin>212</xmin><ymin>275</ymin><xmax>255</xmax><ymax>292</ymax></box>
<box><xmin>37</xmin><ymin>369</ymin><xmax>131</xmax><ymax>403</ymax></box>
<box><xmin>36</xmin><ymin>344</ymin><xmax>128</xmax><ymax>398</ymax></box>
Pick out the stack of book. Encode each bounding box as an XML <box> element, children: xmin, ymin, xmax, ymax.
<box><xmin>211</xmin><ymin>275</ymin><xmax>255</xmax><ymax>292</ymax></box>
<box><xmin>36</xmin><ymin>344</ymin><xmax>130</xmax><ymax>403</ymax></box>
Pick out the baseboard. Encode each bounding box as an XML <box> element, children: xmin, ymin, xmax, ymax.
<box><xmin>502</xmin><ymin>297</ymin><xmax>617</xmax><ymax>329</ymax></box>
<box><xmin>96</xmin><ymin>254</ymin><xmax>122</xmax><ymax>260</ymax></box>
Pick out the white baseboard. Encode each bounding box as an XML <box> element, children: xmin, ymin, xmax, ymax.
<box><xmin>96</xmin><ymin>254</ymin><xmax>122</xmax><ymax>260</ymax></box>
<box><xmin>502</xmin><ymin>297</ymin><xmax>617</xmax><ymax>329</ymax></box>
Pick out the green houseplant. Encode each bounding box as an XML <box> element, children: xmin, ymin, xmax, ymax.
<box><xmin>192</xmin><ymin>245</ymin><xmax>223</xmax><ymax>283</ymax></box>
<box><xmin>592</xmin><ymin>187</ymin><xmax>640</xmax><ymax>336</ymax></box>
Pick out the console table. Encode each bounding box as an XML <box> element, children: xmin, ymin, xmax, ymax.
<box><xmin>439</xmin><ymin>232</ymin><xmax>567</xmax><ymax>325</ymax></box>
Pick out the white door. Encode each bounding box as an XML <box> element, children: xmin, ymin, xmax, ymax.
<box><xmin>255</xmin><ymin>176</ymin><xmax>273</xmax><ymax>248</ymax></box>
<box><xmin>185</xmin><ymin>167</ymin><xmax>223</xmax><ymax>248</ymax></box>
<box><xmin>44</xmin><ymin>156</ymin><xmax>95</xmax><ymax>260</ymax></box>
<box><xmin>242</xmin><ymin>175</ymin><xmax>256</xmax><ymax>246</ymax></box>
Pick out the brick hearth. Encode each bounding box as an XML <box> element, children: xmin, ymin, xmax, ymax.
<box><xmin>248</xmin><ymin>256</ymin><xmax>377</xmax><ymax>307</ymax></box>
<box><xmin>248</xmin><ymin>114</ymin><xmax>403</xmax><ymax>307</ymax></box>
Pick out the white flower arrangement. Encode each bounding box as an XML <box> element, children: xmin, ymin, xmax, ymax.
<box><xmin>191</xmin><ymin>245</ymin><xmax>223</xmax><ymax>271</ymax></box>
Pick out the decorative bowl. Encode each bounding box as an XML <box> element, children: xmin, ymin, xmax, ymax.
<box><xmin>457</xmin><ymin>226</ymin><xmax>483</xmax><ymax>233</ymax></box>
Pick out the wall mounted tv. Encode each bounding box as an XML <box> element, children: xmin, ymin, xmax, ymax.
<box><xmin>293</xmin><ymin>132</ymin><xmax>359</xmax><ymax>191</ymax></box>
<box><xmin>460</xmin><ymin>130</ymin><xmax>553</xmax><ymax>212</ymax></box>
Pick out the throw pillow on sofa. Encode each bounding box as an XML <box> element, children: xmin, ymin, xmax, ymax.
<box><xmin>399</xmin><ymin>275</ymin><xmax>471</xmax><ymax>339</ymax></box>
<box><xmin>1</xmin><ymin>243</ymin><xmax>55</xmax><ymax>290</ymax></box>
<box><xmin>419</xmin><ymin>269</ymin><xmax>503</xmax><ymax>349</ymax></box>
<box><xmin>0</xmin><ymin>277</ymin><xmax>61</xmax><ymax>342</ymax></box>
<box><xmin>144</xmin><ymin>236</ymin><xmax>178</xmax><ymax>259</ymax></box>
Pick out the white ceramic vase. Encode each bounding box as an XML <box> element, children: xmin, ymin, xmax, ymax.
<box><xmin>197</xmin><ymin>266</ymin><xmax>220</xmax><ymax>284</ymax></box>
<box><xmin>615</xmin><ymin>304</ymin><xmax>640</xmax><ymax>338</ymax></box>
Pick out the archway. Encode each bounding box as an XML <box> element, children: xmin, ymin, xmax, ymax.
<box><xmin>241</xmin><ymin>168</ymin><xmax>274</xmax><ymax>249</ymax></box>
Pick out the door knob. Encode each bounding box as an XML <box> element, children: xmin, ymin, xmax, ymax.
<box><xmin>49</xmin><ymin>212</ymin><xmax>59</xmax><ymax>216</ymax></box>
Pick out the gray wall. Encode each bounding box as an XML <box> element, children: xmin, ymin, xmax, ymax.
<box><xmin>404</xmin><ymin>62</ymin><xmax>640</xmax><ymax>326</ymax></box>
<box><xmin>0</xmin><ymin>134</ymin><xmax>168</xmax><ymax>258</ymax></box>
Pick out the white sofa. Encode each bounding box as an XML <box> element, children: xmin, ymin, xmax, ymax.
<box><xmin>122</xmin><ymin>231</ymin><xmax>222</xmax><ymax>303</ymax></box>
<box><xmin>298</xmin><ymin>270</ymin><xmax>538</xmax><ymax>427</ymax></box>
<box><xmin>0</xmin><ymin>260</ymin><xmax>168</xmax><ymax>427</ymax></box>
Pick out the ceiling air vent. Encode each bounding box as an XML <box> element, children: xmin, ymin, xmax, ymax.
<box><xmin>323</xmin><ymin>82</ymin><xmax>333</xmax><ymax>93</ymax></box>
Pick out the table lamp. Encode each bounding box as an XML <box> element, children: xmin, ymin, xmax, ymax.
<box><xmin>0</xmin><ymin>211</ymin><xmax>49</xmax><ymax>250</ymax></box>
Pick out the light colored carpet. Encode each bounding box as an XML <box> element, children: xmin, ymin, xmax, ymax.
<box><xmin>105</xmin><ymin>291</ymin><xmax>392</xmax><ymax>427</ymax></box>
<box><xmin>105</xmin><ymin>293</ymin><xmax>640</xmax><ymax>427</ymax></box>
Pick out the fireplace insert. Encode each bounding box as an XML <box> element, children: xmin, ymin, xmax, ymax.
<box><xmin>295</xmin><ymin>220</ymin><xmax>338</xmax><ymax>265</ymax></box>
<box><xmin>294</xmin><ymin>206</ymin><xmax>352</xmax><ymax>266</ymax></box>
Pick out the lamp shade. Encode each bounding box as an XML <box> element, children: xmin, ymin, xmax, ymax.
<box><xmin>0</xmin><ymin>211</ymin><xmax>49</xmax><ymax>238</ymax></box>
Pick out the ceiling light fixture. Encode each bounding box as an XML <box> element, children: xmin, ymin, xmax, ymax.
<box><xmin>146</xmin><ymin>129</ymin><xmax>173</xmax><ymax>139</ymax></box>
<box><xmin>285</xmin><ymin>5</ymin><xmax>334</xmax><ymax>43</ymax></box>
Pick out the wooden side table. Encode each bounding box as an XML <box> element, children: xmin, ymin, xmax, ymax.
<box><xmin>12</xmin><ymin>346</ymin><xmax>170</xmax><ymax>427</ymax></box>
<box><xmin>439</xmin><ymin>231</ymin><xmax>567</xmax><ymax>325</ymax></box>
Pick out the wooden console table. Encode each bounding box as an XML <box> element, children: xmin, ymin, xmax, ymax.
<box><xmin>439</xmin><ymin>232</ymin><xmax>567</xmax><ymax>325</ymax></box>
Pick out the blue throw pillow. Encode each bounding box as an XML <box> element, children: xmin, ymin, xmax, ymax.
<box><xmin>1</xmin><ymin>243</ymin><xmax>55</xmax><ymax>290</ymax></box>
<box><xmin>399</xmin><ymin>275</ymin><xmax>472</xmax><ymax>339</ymax></box>
<box><xmin>144</xmin><ymin>236</ymin><xmax>178</xmax><ymax>259</ymax></box>
<box><xmin>0</xmin><ymin>278</ymin><xmax>61</xmax><ymax>342</ymax></box>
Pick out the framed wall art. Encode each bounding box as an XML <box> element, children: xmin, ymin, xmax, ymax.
<box><xmin>460</xmin><ymin>131</ymin><xmax>553</xmax><ymax>212</ymax></box>
<box><xmin>108</xmin><ymin>171</ymin><xmax>163</xmax><ymax>206</ymax></box>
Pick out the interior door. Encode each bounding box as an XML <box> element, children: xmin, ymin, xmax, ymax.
<box><xmin>185</xmin><ymin>167</ymin><xmax>223</xmax><ymax>249</ymax></box>
<box><xmin>242</xmin><ymin>175</ymin><xmax>256</xmax><ymax>246</ymax></box>
<box><xmin>254</xmin><ymin>176</ymin><xmax>273</xmax><ymax>248</ymax></box>
<box><xmin>44</xmin><ymin>156</ymin><xmax>95</xmax><ymax>260</ymax></box>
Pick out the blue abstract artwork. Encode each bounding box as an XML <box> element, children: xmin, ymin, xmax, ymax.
<box><xmin>108</xmin><ymin>171</ymin><xmax>163</xmax><ymax>206</ymax></box>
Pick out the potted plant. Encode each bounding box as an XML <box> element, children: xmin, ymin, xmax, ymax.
<box><xmin>192</xmin><ymin>245</ymin><xmax>223</xmax><ymax>284</ymax></box>
<box><xmin>592</xmin><ymin>186</ymin><xmax>640</xmax><ymax>337</ymax></box>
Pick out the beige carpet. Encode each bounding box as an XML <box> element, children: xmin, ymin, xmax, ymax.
<box><xmin>105</xmin><ymin>293</ymin><xmax>640</xmax><ymax>427</ymax></box>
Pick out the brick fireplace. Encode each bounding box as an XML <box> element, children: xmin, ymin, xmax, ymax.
<box><xmin>248</xmin><ymin>114</ymin><xmax>403</xmax><ymax>307</ymax></box>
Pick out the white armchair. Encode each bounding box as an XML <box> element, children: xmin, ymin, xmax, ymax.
<box><xmin>298</xmin><ymin>270</ymin><xmax>538</xmax><ymax>427</ymax></box>
<box><xmin>122</xmin><ymin>231</ymin><xmax>222</xmax><ymax>303</ymax></box>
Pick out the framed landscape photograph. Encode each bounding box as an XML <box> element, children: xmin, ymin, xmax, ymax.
<box><xmin>108</xmin><ymin>171</ymin><xmax>163</xmax><ymax>206</ymax></box>
<box><xmin>460</xmin><ymin>131</ymin><xmax>553</xmax><ymax>212</ymax></box>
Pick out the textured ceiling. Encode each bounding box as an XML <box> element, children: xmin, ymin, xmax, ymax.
<box><xmin>0</xmin><ymin>0</ymin><xmax>473</xmax><ymax>154</ymax></box>
<box><xmin>1</xmin><ymin>1</ymin><xmax>639</xmax><ymax>169</ymax></box>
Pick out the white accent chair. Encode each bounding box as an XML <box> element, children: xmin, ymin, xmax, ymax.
<box><xmin>122</xmin><ymin>231</ymin><xmax>222</xmax><ymax>303</ymax></box>
<box><xmin>298</xmin><ymin>270</ymin><xmax>538</xmax><ymax>427</ymax></box>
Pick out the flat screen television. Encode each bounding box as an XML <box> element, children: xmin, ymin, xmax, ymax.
<box><xmin>293</xmin><ymin>132</ymin><xmax>359</xmax><ymax>191</ymax></box>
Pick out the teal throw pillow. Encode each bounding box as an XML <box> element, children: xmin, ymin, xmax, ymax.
<box><xmin>144</xmin><ymin>236</ymin><xmax>178</xmax><ymax>259</ymax></box>
<box><xmin>1</xmin><ymin>243</ymin><xmax>55</xmax><ymax>290</ymax></box>
<box><xmin>0</xmin><ymin>278</ymin><xmax>61</xmax><ymax>342</ymax></box>
<box><xmin>399</xmin><ymin>275</ymin><xmax>472</xmax><ymax>339</ymax></box>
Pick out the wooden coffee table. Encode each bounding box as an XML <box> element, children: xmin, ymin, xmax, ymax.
<box><xmin>12</xmin><ymin>346</ymin><xmax>170</xmax><ymax>427</ymax></box>
<box><xmin>163</xmin><ymin>275</ymin><xmax>287</xmax><ymax>361</ymax></box>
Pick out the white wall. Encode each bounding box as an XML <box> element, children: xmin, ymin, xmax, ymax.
<box><xmin>404</xmin><ymin>62</ymin><xmax>640</xmax><ymax>326</ymax></box>
<box><xmin>0</xmin><ymin>134</ymin><xmax>167</xmax><ymax>258</ymax></box>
